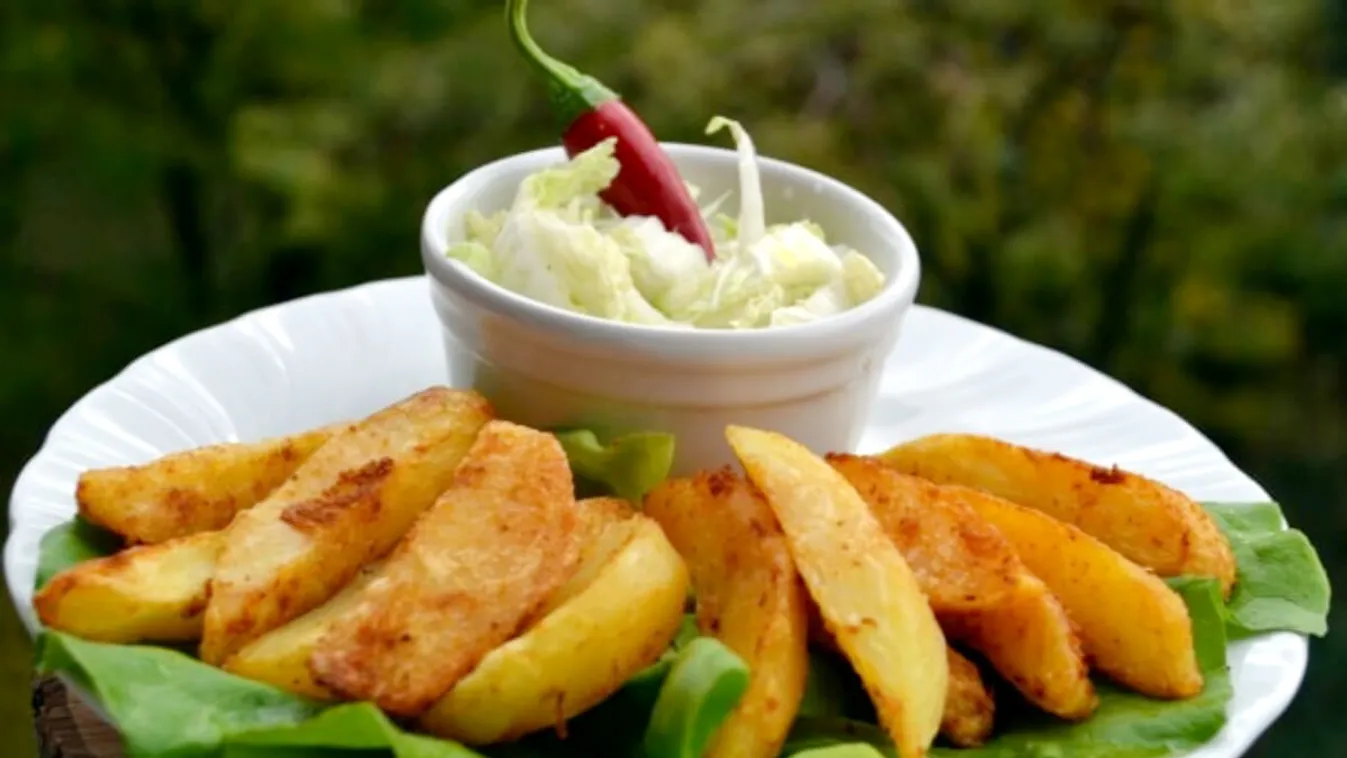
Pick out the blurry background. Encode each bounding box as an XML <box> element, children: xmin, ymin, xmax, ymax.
<box><xmin>1</xmin><ymin>0</ymin><xmax>1344</xmax><ymax>754</ymax></box>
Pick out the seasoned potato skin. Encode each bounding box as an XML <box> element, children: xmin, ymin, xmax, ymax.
<box><xmin>200</xmin><ymin>387</ymin><xmax>492</xmax><ymax>665</ymax></box>
<box><xmin>942</xmin><ymin>647</ymin><xmax>995</xmax><ymax>748</ymax></box>
<box><xmin>830</xmin><ymin>456</ymin><xmax>1096</xmax><ymax>720</ymax></box>
<box><xmin>825</xmin><ymin>454</ymin><xmax>1019</xmax><ymax>614</ymax></box>
<box><xmin>421</xmin><ymin>507</ymin><xmax>688</xmax><ymax>744</ymax></box>
<box><xmin>877</xmin><ymin>434</ymin><xmax>1236</xmax><ymax>596</ymax></box>
<box><xmin>645</xmin><ymin>469</ymin><xmax>809</xmax><ymax>758</ymax></box>
<box><xmin>728</xmin><ymin>426</ymin><xmax>947</xmax><ymax>758</ymax></box>
<box><xmin>78</xmin><ymin>426</ymin><xmax>341</xmax><ymax>545</ymax></box>
<box><xmin>309</xmin><ymin>421</ymin><xmax>582</xmax><ymax>717</ymax></box>
<box><xmin>34</xmin><ymin>531</ymin><xmax>222</xmax><ymax>643</ymax></box>
<box><xmin>951</xmin><ymin>483</ymin><xmax>1203</xmax><ymax>699</ymax></box>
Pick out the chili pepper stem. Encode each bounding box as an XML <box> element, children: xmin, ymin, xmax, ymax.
<box><xmin>506</xmin><ymin>0</ymin><xmax>617</xmax><ymax>126</ymax></box>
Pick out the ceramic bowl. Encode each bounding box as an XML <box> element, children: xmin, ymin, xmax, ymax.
<box><xmin>421</xmin><ymin>143</ymin><xmax>921</xmax><ymax>475</ymax></box>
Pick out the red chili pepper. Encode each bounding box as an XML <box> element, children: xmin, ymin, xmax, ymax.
<box><xmin>506</xmin><ymin>0</ymin><xmax>716</xmax><ymax>260</ymax></box>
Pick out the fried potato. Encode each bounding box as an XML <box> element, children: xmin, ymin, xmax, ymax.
<box><xmin>804</xmin><ymin>604</ymin><xmax>995</xmax><ymax>748</ymax></box>
<box><xmin>200</xmin><ymin>387</ymin><xmax>492</xmax><ymax>664</ymax></box>
<box><xmin>830</xmin><ymin>456</ymin><xmax>1096</xmax><ymax>720</ymax></box>
<box><xmin>953</xmin><ymin>485</ymin><xmax>1203</xmax><ymax>699</ymax></box>
<box><xmin>309</xmin><ymin>421</ymin><xmax>582</xmax><ymax>716</ymax></box>
<box><xmin>34</xmin><ymin>532</ymin><xmax>221</xmax><ymax>643</ymax></box>
<box><xmin>826</xmin><ymin>454</ymin><xmax>1019</xmax><ymax>614</ymax></box>
<box><xmin>228</xmin><ymin>497</ymin><xmax>638</xmax><ymax>702</ymax></box>
<box><xmin>421</xmin><ymin>502</ymin><xmax>689</xmax><ymax>744</ymax></box>
<box><xmin>645</xmin><ymin>469</ymin><xmax>809</xmax><ymax>758</ymax></box>
<box><xmin>727</xmin><ymin>426</ymin><xmax>946</xmax><ymax>758</ymax></box>
<box><xmin>940</xmin><ymin>573</ymin><xmax>1095</xmax><ymax>719</ymax></box>
<box><xmin>877</xmin><ymin>434</ymin><xmax>1236</xmax><ymax>596</ymax></box>
<box><xmin>223</xmin><ymin>564</ymin><xmax>380</xmax><ymax>699</ymax></box>
<box><xmin>942</xmin><ymin>647</ymin><xmax>994</xmax><ymax>748</ymax></box>
<box><xmin>77</xmin><ymin>425</ymin><xmax>341</xmax><ymax>545</ymax></box>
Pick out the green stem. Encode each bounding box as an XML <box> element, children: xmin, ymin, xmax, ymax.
<box><xmin>505</xmin><ymin>0</ymin><xmax>618</xmax><ymax>125</ymax></box>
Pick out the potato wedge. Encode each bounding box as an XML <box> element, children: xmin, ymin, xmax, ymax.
<box><xmin>826</xmin><ymin>454</ymin><xmax>1019</xmax><ymax>614</ymax></box>
<box><xmin>309</xmin><ymin>421</ymin><xmax>582</xmax><ymax>716</ymax></box>
<box><xmin>942</xmin><ymin>647</ymin><xmax>994</xmax><ymax>748</ymax></box>
<box><xmin>877</xmin><ymin>434</ymin><xmax>1236</xmax><ymax>595</ymax></box>
<box><xmin>940</xmin><ymin>573</ymin><xmax>1095</xmax><ymax>719</ymax></box>
<box><xmin>804</xmin><ymin>604</ymin><xmax>995</xmax><ymax>748</ymax></box>
<box><xmin>78</xmin><ymin>425</ymin><xmax>341</xmax><ymax>545</ymax></box>
<box><xmin>34</xmin><ymin>531</ymin><xmax>221</xmax><ymax>643</ymax></box>
<box><xmin>645</xmin><ymin>469</ymin><xmax>809</xmax><ymax>758</ymax></box>
<box><xmin>200</xmin><ymin>387</ymin><xmax>492</xmax><ymax>664</ymax></box>
<box><xmin>830</xmin><ymin>456</ymin><xmax>1096</xmax><ymax>720</ymax></box>
<box><xmin>228</xmin><ymin>496</ymin><xmax>636</xmax><ymax>701</ymax></box>
<box><xmin>421</xmin><ymin>505</ymin><xmax>689</xmax><ymax>743</ymax></box>
<box><xmin>223</xmin><ymin>564</ymin><xmax>381</xmax><ymax>699</ymax></box>
<box><xmin>951</xmin><ymin>484</ymin><xmax>1202</xmax><ymax>698</ymax></box>
<box><xmin>727</xmin><ymin>426</ymin><xmax>946</xmax><ymax>758</ymax></box>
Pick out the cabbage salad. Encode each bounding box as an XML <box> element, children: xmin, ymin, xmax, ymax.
<box><xmin>446</xmin><ymin>117</ymin><xmax>886</xmax><ymax>329</ymax></box>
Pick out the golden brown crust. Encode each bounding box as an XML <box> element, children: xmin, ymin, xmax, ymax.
<box><xmin>877</xmin><ymin>434</ymin><xmax>1236</xmax><ymax>596</ymax></box>
<box><xmin>645</xmin><ymin>469</ymin><xmax>809</xmax><ymax>758</ymax></box>
<box><xmin>308</xmin><ymin>421</ymin><xmax>582</xmax><ymax>716</ymax></box>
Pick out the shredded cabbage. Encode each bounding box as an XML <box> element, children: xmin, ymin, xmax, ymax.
<box><xmin>445</xmin><ymin>119</ymin><xmax>886</xmax><ymax>329</ymax></box>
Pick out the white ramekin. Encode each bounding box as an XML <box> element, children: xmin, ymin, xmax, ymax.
<box><xmin>421</xmin><ymin>143</ymin><xmax>921</xmax><ymax>476</ymax></box>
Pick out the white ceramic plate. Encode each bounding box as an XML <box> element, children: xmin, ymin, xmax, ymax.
<box><xmin>4</xmin><ymin>276</ymin><xmax>1307</xmax><ymax>756</ymax></box>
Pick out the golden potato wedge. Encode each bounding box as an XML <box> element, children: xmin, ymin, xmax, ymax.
<box><xmin>727</xmin><ymin>426</ymin><xmax>946</xmax><ymax>758</ymax></box>
<box><xmin>877</xmin><ymin>434</ymin><xmax>1236</xmax><ymax>596</ymax></box>
<box><xmin>951</xmin><ymin>484</ymin><xmax>1202</xmax><ymax>698</ymax></box>
<box><xmin>200</xmin><ymin>387</ymin><xmax>492</xmax><ymax>664</ymax></box>
<box><xmin>309</xmin><ymin>421</ymin><xmax>582</xmax><ymax>716</ymax></box>
<box><xmin>227</xmin><ymin>497</ymin><xmax>635</xmax><ymax>701</ymax></box>
<box><xmin>645</xmin><ymin>469</ymin><xmax>809</xmax><ymax>758</ymax></box>
<box><xmin>941</xmin><ymin>572</ymin><xmax>1095</xmax><ymax>719</ymax></box>
<box><xmin>942</xmin><ymin>647</ymin><xmax>994</xmax><ymax>748</ymax></box>
<box><xmin>830</xmin><ymin>456</ymin><xmax>1096</xmax><ymax>720</ymax></box>
<box><xmin>421</xmin><ymin>507</ymin><xmax>688</xmax><ymax>743</ymax></box>
<box><xmin>34</xmin><ymin>531</ymin><xmax>221</xmax><ymax>643</ymax></box>
<box><xmin>223</xmin><ymin>564</ymin><xmax>380</xmax><ymax>699</ymax></box>
<box><xmin>78</xmin><ymin>425</ymin><xmax>342</xmax><ymax>545</ymax></box>
<box><xmin>826</xmin><ymin>454</ymin><xmax>1019</xmax><ymax>614</ymax></box>
<box><xmin>804</xmin><ymin>603</ymin><xmax>994</xmax><ymax>748</ymax></box>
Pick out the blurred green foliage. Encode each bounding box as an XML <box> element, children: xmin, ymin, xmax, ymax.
<box><xmin>2</xmin><ymin>0</ymin><xmax>1345</xmax><ymax>755</ymax></box>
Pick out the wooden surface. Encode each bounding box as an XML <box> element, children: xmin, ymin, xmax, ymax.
<box><xmin>32</xmin><ymin>677</ymin><xmax>124</xmax><ymax>758</ymax></box>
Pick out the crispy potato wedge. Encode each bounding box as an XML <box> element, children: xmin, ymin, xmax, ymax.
<box><xmin>200</xmin><ymin>387</ymin><xmax>492</xmax><ymax>664</ymax></box>
<box><xmin>309</xmin><ymin>421</ymin><xmax>582</xmax><ymax>716</ymax></box>
<box><xmin>804</xmin><ymin>604</ymin><xmax>995</xmax><ymax>747</ymax></box>
<box><xmin>877</xmin><ymin>434</ymin><xmax>1236</xmax><ymax>596</ymax></box>
<box><xmin>942</xmin><ymin>647</ymin><xmax>994</xmax><ymax>748</ymax></box>
<box><xmin>826</xmin><ymin>454</ymin><xmax>1019</xmax><ymax>614</ymax></box>
<box><xmin>941</xmin><ymin>573</ymin><xmax>1095</xmax><ymax>719</ymax></box>
<box><xmin>223</xmin><ymin>564</ymin><xmax>381</xmax><ymax>699</ymax></box>
<box><xmin>421</xmin><ymin>504</ymin><xmax>689</xmax><ymax>744</ymax></box>
<box><xmin>830</xmin><ymin>456</ymin><xmax>1096</xmax><ymax>720</ymax></box>
<box><xmin>952</xmin><ymin>484</ymin><xmax>1203</xmax><ymax>699</ymax></box>
<box><xmin>228</xmin><ymin>497</ymin><xmax>638</xmax><ymax>701</ymax></box>
<box><xmin>645</xmin><ymin>469</ymin><xmax>809</xmax><ymax>758</ymax></box>
<box><xmin>727</xmin><ymin>426</ymin><xmax>946</xmax><ymax>758</ymax></box>
<box><xmin>34</xmin><ymin>532</ymin><xmax>221</xmax><ymax>643</ymax></box>
<box><xmin>78</xmin><ymin>425</ymin><xmax>341</xmax><ymax>545</ymax></box>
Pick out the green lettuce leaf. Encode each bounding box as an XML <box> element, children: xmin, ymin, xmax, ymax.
<box><xmin>225</xmin><ymin>703</ymin><xmax>485</xmax><ymax>758</ymax></box>
<box><xmin>643</xmin><ymin>637</ymin><xmax>751</xmax><ymax>758</ymax></box>
<box><xmin>35</xmin><ymin>517</ymin><xmax>122</xmax><ymax>588</ymax></box>
<box><xmin>552</xmin><ymin>428</ymin><xmax>676</xmax><ymax>503</ymax></box>
<box><xmin>36</xmin><ymin>631</ymin><xmax>325</xmax><ymax>758</ymax></box>
<box><xmin>1204</xmin><ymin>501</ymin><xmax>1331</xmax><ymax>638</ymax></box>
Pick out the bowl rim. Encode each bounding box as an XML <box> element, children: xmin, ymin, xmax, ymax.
<box><xmin>420</xmin><ymin>142</ymin><xmax>921</xmax><ymax>359</ymax></box>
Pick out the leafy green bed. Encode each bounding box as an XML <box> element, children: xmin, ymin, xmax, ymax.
<box><xmin>29</xmin><ymin>434</ymin><xmax>1330</xmax><ymax>758</ymax></box>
